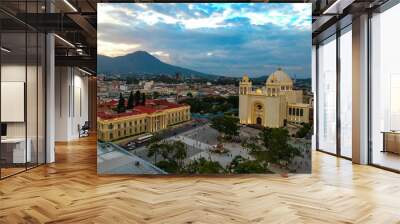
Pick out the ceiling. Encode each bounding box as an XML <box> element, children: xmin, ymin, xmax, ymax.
<box><xmin>311</xmin><ymin>0</ymin><xmax>391</xmax><ymax>43</ymax></box>
<box><xmin>0</xmin><ymin>0</ymin><xmax>394</xmax><ymax>72</ymax></box>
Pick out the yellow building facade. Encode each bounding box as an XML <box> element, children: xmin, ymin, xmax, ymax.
<box><xmin>98</xmin><ymin>103</ymin><xmax>190</xmax><ymax>142</ymax></box>
<box><xmin>239</xmin><ymin>68</ymin><xmax>310</xmax><ymax>128</ymax></box>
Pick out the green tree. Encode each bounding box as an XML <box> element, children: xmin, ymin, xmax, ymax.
<box><xmin>159</xmin><ymin>142</ymin><xmax>174</xmax><ymax>161</ymax></box>
<box><xmin>229</xmin><ymin>156</ymin><xmax>268</xmax><ymax>174</ymax></box>
<box><xmin>187</xmin><ymin>92</ymin><xmax>193</xmax><ymax>97</ymax></box>
<box><xmin>126</xmin><ymin>77</ymin><xmax>139</xmax><ymax>84</ymax></box>
<box><xmin>172</xmin><ymin>141</ymin><xmax>187</xmax><ymax>171</ymax></box>
<box><xmin>116</xmin><ymin>93</ymin><xmax>126</xmax><ymax>113</ymax></box>
<box><xmin>185</xmin><ymin>158</ymin><xmax>225</xmax><ymax>174</ymax></box>
<box><xmin>141</xmin><ymin>93</ymin><xmax>146</xmax><ymax>105</ymax></box>
<box><xmin>154</xmin><ymin>140</ymin><xmax>187</xmax><ymax>172</ymax></box>
<box><xmin>180</xmin><ymin>96</ymin><xmax>235</xmax><ymax>114</ymax></box>
<box><xmin>147</xmin><ymin>134</ymin><xmax>162</xmax><ymax>164</ymax></box>
<box><xmin>246</xmin><ymin>128</ymin><xmax>302</xmax><ymax>169</ymax></box>
<box><xmin>295</xmin><ymin>123</ymin><xmax>312</xmax><ymax>138</ymax></box>
<box><xmin>148</xmin><ymin>140</ymin><xmax>189</xmax><ymax>174</ymax></box>
<box><xmin>134</xmin><ymin>90</ymin><xmax>141</xmax><ymax>106</ymax></box>
<box><xmin>153</xmin><ymin>91</ymin><xmax>160</xmax><ymax>99</ymax></box>
<box><xmin>227</xmin><ymin>95</ymin><xmax>239</xmax><ymax>109</ymax></box>
<box><xmin>210</xmin><ymin>115</ymin><xmax>240</xmax><ymax>138</ymax></box>
<box><xmin>156</xmin><ymin>160</ymin><xmax>179</xmax><ymax>173</ymax></box>
<box><xmin>127</xmin><ymin>91</ymin><xmax>134</xmax><ymax>109</ymax></box>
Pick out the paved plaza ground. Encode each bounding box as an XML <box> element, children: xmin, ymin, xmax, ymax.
<box><xmin>132</xmin><ymin>125</ymin><xmax>253</xmax><ymax>168</ymax></box>
<box><xmin>129</xmin><ymin>124</ymin><xmax>311</xmax><ymax>173</ymax></box>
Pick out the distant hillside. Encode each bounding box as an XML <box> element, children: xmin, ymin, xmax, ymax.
<box><xmin>98</xmin><ymin>51</ymin><xmax>217</xmax><ymax>79</ymax></box>
<box><xmin>251</xmin><ymin>75</ymin><xmax>311</xmax><ymax>87</ymax></box>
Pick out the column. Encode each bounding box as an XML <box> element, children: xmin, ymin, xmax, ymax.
<box><xmin>352</xmin><ymin>14</ymin><xmax>369</xmax><ymax>164</ymax></box>
<box><xmin>46</xmin><ymin>36</ymin><xmax>55</xmax><ymax>163</ymax></box>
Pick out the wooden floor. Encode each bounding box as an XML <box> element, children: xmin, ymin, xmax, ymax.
<box><xmin>1</xmin><ymin>136</ymin><xmax>400</xmax><ymax>224</ymax></box>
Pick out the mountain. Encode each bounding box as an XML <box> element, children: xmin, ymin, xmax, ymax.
<box><xmin>252</xmin><ymin>75</ymin><xmax>268</xmax><ymax>84</ymax></box>
<box><xmin>98</xmin><ymin>51</ymin><xmax>217</xmax><ymax>79</ymax></box>
<box><xmin>251</xmin><ymin>75</ymin><xmax>311</xmax><ymax>87</ymax></box>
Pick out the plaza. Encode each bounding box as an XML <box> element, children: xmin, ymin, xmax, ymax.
<box><xmin>129</xmin><ymin>124</ymin><xmax>311</xmax><ymax>173</ymax></box>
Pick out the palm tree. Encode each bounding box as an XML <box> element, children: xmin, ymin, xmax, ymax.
<box><xmin>152</xmin><ymin>141</ymin><xmax>170</xmax><ymax>161</ymax></box>
<box><xmin>141</xmin><ymin>93</ymin><xmax>146</xmax><ymax>105</ymax></box>
<box><xmin>116</xmin><ymin>93</ymin><xmax>126</xmax><ymax>113</ymax></box>
<box><xmin>134</xmin><ymin>90</ymin><xmax>141</xmax><ymax>106</ymax></box>
<box><xmin>172</xmin><ymin>141</ymin><xmax>187</xmax><ymax>171</ymax></box>
<box><xmin>127</xmin><ymin>91</ymin><xmax>134</xmax><ymax>109</ymax></box>
<box><xmin>147</xmin><ymin>143</ymin><xmax>161</xmax><ymax>164</ymax></box>
<box><xmin>147</xmin><ymin>134</ymin><xmax>162</xmax><ymax>164</ymax></box>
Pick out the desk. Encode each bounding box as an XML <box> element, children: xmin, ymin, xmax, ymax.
<box><xmin>1</xmin><ymin>138</ymin><xmax>31</xmax><ymax>163</ymax></box>
<box><xmin>382</xmin><ymin>131</ymin><xmax>400</xmax><ymax>154</ymax></box>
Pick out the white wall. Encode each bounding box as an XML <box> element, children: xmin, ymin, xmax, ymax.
<box><xmin>1</xmin><ymin>63</ymin><xmax>46</xmax><ymax>164</ymax></box>
<box><xmin>1</xmin><ymin>65</ymin><xmax>26</xmax><ymax>138</ymax></box>
<box><xmin>55</xmin><ymin>67</ymin><xmax>89</xmax><ymax>141</ymax></box>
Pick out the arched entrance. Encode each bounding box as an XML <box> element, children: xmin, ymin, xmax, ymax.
<box><xmin>252</xmin><ymin>102</ymin><xmax>265</xmax><ymax>126</ymax></box>
<box><xmin>256</xmin><ymin>117</ymin><xmax>262</xmax><ymax>125</ymax></box>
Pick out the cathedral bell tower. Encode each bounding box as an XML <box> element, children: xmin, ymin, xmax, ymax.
<box><xmin>239</xmin><ymin>75</ymin><xmax>252</xmax><ymax>95</ymax></box>
<box><xmin>239</xmin><ymin>75</ymin><xmax>252</xmax><ymax>125</ymax></box>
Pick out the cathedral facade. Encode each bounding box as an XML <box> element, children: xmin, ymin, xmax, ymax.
<box><xmin>239</xmin><ymin>68</ymin><xmax>310</xmax><ymax>128</ymax></box>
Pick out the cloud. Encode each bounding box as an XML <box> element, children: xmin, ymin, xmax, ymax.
<box><xmin>150</xmin><ymin>51</ymin><xmax>171</xmax><ymax>62</ymax></box>
<box><xmin>98</xmin><ymin>40</ymin><xmax>140</xmax><ymax>57</ymax></box>
<box><xmin>98</xmin><ymin>3</ymin><xmax>312</xmax><ymax>78</ymax></box>
<box><xmin>98</xmin><ymin>3</ymin><xmax>311</xmax><ymax>30</ymax></box>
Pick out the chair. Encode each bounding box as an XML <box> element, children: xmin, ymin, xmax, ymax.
<box><xmin>79</xmin><ymin>121</ymin><xmax>90</xmax><ymax>138</ymax></box>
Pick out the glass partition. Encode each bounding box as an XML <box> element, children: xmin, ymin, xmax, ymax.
<box><xmin>27</xmin><ymin>31</ymin><xmax>38</xmax><ymax>169</ymax></box>
<box><xmin>370</xmin><ymin>4</ymin><xmax>400</xmax><ymax>171</ymax></box>
<box><xmin>0</xmin><ymin>31</ymin><xmax>28</xmax><ymax>177</ymax></box>
<box><xmin>38</xmin><ymin>32</ymin><xmax>45</xmax><ymax>165</ymax></box>
<box><xmin>0</xmin><ymin>2</ymin><xmax>46</xmax><ymax>179</ymax></box>
<box><xmin>317</xmin><ymin>35</ymin><xmax>337</xmax><ymax>154</ymax></box>
<box><xmin>339</xmin><ymin>27</ymin><xmax>352</xmax><ymax>158</ymax></box>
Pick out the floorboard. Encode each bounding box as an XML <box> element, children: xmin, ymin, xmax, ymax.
<box><xmin>1</xmin><ymin>135</ymin><xmax>399</xmax><ymax>223</ymax></box>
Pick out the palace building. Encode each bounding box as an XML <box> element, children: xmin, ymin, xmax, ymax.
<box><xmin>97</xmin><ymin>99</ymin><xmax>190</xmax><ymax>141</ymax></box>
<box><xmin>239</xmin><ymin>68</ymin><xmax>310</xmax><ymax>128</ymax></box>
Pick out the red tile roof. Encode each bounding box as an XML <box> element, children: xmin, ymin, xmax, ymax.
<box><xmin>97</xmin><ymin>99</ymin><xmax>188</xmax><ymax>120</ymax></box>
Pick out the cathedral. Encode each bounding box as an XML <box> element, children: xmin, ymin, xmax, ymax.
<box><xmin>239</xmin><ymin>68</ymin><xmax>310</xmax><ymax>128</ymax></box>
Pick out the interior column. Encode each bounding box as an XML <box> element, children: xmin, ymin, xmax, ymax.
<box><xmin>352</xmin><ymin>14</ymin><xmax>369</xmax><ymax>164</ymax></box>
<box><xmin>46</xmin><ymin>32</ymin><xmax>55</xmax><ymax>163</ymax></box>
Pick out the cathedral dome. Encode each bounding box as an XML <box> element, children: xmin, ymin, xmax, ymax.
<box><xmin>266</xmin><ymin>68</ymin><xmax>293</xmax><ymax>85</ymax></box>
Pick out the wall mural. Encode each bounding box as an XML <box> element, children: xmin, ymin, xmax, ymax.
<box><xmin>97</xmin><ymin>3</ymin><xmax>313</xmax><ymax>175</ymax></box>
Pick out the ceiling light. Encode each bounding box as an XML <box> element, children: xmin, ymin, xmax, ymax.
<box><xmin>78</xmin><ymin>67</ymin><xmax>93</xmax><ymax>76</ymax></box>
<box><xmin>1</xmin><ymin>47</ymin><xmax>11</xmax><ymax>53</ymax></box>
<box><xmin>63</xmin><ymin>0</ymin><xmax>78</xmax><ymax>12</ymax></box>
<box><xmin>323</xmin><ymin>0</ymin><xmax>341</xmax><ymax>14</ymax></box>
<box><xmin>54</xmin><ymin>34</ymin><xmax>75</xmax><ymax>48</ymax></box>
<box><xmin>323</xmin><ymin>0</ymin><xmax>354</xmax><ymax>15</ymax></box>
<box><xmin>76</xmin><ymin>48</ymin><xmax>85</xmax><ymax>55</ymax></box>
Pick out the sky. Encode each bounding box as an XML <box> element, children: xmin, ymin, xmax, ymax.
<box><xmin>98</xmin><ymin>3</ymin><xmax>311</xmax><ymax>78</ymax></box>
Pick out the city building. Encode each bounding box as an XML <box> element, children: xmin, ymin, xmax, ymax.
<box><xmin>239</xmin><ymin>68</ymin><xmax>310</xmax><ymax>127</ymax></box>
<box><xmin>143</xmin><ymin>80</ymin><xmax>154</xmax><ymax>91</ymax></box>
<box><xmin>97</xmin><ymin>99</ymin><xmax>190</xmax><ymax>141</ymax></box>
